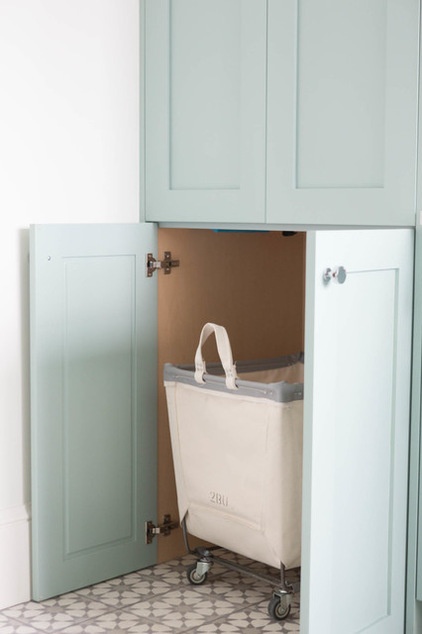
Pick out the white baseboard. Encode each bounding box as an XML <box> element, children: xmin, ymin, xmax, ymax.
<box><xmin>0</xmin><ymin>505</ymin><xmax>31</xmax><ymax>609</ymax></box>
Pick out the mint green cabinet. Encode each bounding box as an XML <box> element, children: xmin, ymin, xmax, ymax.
<box><xmin>304</xmin><ymin>229</ymin><xmax>413</xmax><ymax>634</ymax></box>
<box><xmin>144</xmin><ymin>0</ymin><xmax>267</xmax><ymax>224</ymax></box>
<box><xmin>30</xmin><ymin>224</ymin><xmax>158</xmax><ymax>600</ymax></box>
<box><xmin>266</xmin><ymin>0</ymin><xmax>419</xmax><ymax>226</ymax></box>
<box><xmin>30</xmin><ymin>223</ymin><xmax>413</xmax><ymax>634</ymax></box>
<box><xmin>143</xmin><ymin>0</ymin><xmax>419</xmax><ymax>227</ymax></box>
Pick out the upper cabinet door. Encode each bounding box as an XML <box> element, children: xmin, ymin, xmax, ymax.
<box><xmin>144</xmin><ymin>0</ymin><xmax>267</xmax><ymax>224</ymax></box>
<box><xmin>266</xmin><ymin>0</ymin><xmax>419</xmax><ymax>226</ymax></box>
<box><xmin>303</xmin><ymin>229</ymin><xmax>413</xmax><ymax>633</ymax></box>
<box><xmin>30</xmin><ymin>224</ymin><xmax>158</xmax><ymax>600</ymax></box>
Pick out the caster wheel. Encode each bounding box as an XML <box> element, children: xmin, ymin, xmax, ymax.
<box><xmin>268</xmin><ymin>594</ymin><xmax>291</xmax><ymax>620</ymax></box>
<box><xmin>186</xmin><ymin>563</ymin><xmax>208</xmax><ymax>585</ymax></box>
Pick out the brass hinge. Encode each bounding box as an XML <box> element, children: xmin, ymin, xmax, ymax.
<box><xmin>145</xmin><ymin>514</ymin><xmax>179</xmax><ymax>544</ymax></box>
<box><xmin>147</xmin><ymin>251</ymin><xmax>180</xmax><ymax>277</ymax></box>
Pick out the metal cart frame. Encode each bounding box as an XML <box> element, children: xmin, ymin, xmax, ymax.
<box><xmin>181</xmin><ymin>519</ymin><xmax>299</xmax><ymax>621</ymax></box>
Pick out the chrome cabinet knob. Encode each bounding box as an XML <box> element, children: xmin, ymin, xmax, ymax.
<box><xmin>323</xmin><ymin>266</ymin><xmax>347</xmax><ymax>284</ymax></box>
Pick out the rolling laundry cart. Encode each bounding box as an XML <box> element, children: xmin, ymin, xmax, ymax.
<box><xmin>164</xmin><ymin>323</ymin><xmax>304</xmax><ymax>621</ymax></box>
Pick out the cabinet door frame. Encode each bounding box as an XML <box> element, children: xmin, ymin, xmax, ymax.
<box><xmin>406</xmin><ymin>228</ymin><xmax>422</xmax><ymax>634</ymax></box>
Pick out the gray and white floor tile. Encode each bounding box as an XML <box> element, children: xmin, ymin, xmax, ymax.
<box><xmin>0</xmin><ymin>554</ymin><xmax>300</xmax><ymax>633</ymax></box>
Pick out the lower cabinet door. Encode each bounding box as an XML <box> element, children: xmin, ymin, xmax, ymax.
<box><xmin>30</xmin><ymin>223</ymin><xmax>158</xmax><ymax>600</ymax></box>
<box><xmin>303</xmin><ymin>229</ymin><xmax>413</xmax><ymax>634</ymax></box>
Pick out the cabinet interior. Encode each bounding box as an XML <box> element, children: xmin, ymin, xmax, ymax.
<box><xmin>156</xmin><ymin>228</ymin><xmax>306</xmax><ymax>562</ymax></box>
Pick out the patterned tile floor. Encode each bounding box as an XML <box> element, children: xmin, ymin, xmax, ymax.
<box><xmin>0</xmin><ymin>552</ymin><xmax>300</xmax><ymax>633</ymax></box>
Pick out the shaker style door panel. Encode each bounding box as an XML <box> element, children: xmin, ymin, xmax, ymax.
<box><xmin>267</xmin><ymin>0</ymin><xmax>419</xmax><ymax>226</ymax></box>
<box><xmin>144</xmin><ymin>0</ymin><xmax>267</xmax><ymax>223</ymax></box>
<box><xmin>30</xmin><ymin>224</ymin><xmax>158</xmax><ymax>600</ymax></box>
<box><xmin>302</xmin><ymin>229</ymin><xmax>413</xmax><ymax>633</ymax></box>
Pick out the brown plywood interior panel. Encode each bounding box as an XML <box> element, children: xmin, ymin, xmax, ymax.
<box><xmin>157</xmin><ymin>228</ymin><xmax>306</xmax><ymax>562</ymax></box>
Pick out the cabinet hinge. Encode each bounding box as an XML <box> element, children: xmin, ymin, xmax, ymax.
<box><xmin>145</xmin><ymin>514</ymin><xmax>179</xmax><ymax>544</ymax></box>
<box><xmin>146</xmin><ymin>251</ymin><xmax>180</xmax><ymax>277</ymax></box>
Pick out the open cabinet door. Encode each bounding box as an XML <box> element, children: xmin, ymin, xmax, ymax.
<box><xmin>302</xmin><ymin>229</ymin><xmax>413</xmax><ymax>634</ymax></box>
<box><xmin>30</xmin><ymin>223</ymin><xmax>158</xmax><ymax>601</ymax></box>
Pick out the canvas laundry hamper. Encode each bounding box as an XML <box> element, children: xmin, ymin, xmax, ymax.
<box><xmin>164</xmin><ymin>323</ymin><xmax>304</xmax><ymax>571</ymax></box>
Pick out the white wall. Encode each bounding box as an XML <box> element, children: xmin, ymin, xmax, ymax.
<box><xmin>0</xmin><ymin>0</ymin><xmax>140</xmax><ymax>608</ymax></box>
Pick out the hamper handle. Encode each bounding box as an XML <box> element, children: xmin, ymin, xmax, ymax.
<box><xmin>194</xmin><ymin>323</ymin><xmax>238</xmax><ymax>390</ymax></box>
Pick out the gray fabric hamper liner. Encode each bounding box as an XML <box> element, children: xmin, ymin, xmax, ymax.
<box><xmin>163</xmin><ymin>351</ymin><xmax>304</xmax><ymax>403</ymax></box>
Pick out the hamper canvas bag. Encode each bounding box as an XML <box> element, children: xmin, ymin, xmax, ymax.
<box><xmin>164</xmin><ymin>323</ymin><xmax>304</xmax><ymax>570</ymax></box>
